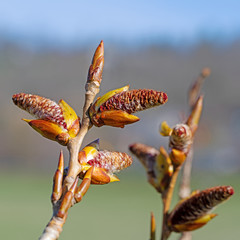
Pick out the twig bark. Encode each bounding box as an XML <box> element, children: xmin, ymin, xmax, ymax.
<box><xmin>178</xmin><ymin>150</ymin><xmax>193</xmax><ymax>240</ymax></box>
<box><xmin>179</xmin><ymin>149</ymin><xmax>193</xmax><ymax>199</ymax></box>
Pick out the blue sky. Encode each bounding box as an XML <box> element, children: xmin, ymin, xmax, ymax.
<box><xmin>0</xmin><ymin>0</ymin><xmax>240</xmax><ymax>47</ymax></box>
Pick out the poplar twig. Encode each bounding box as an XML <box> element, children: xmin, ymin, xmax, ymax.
<box><xmin>39</xmin><ymin>41</ymin><xmax>104</xmax><ymax>240</ymax></box>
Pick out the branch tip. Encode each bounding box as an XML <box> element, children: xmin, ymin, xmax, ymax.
<box><xmin>87</xmin><ymin>40</ymin><xmax>105</xmax><ymax>88</ymax></box>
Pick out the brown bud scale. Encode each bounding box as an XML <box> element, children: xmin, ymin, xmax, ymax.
<box><xmin>98</xmin><ymin>89</ymin><xmax>168</xmax><ymax>114</ymax></box>
<box><xmin>87</xmin><ymin>40</ymin><xmax>104</xmax><ymax>86</ymax></box>
<box><xmin>12</xmin><ymin>93</ymin><xmax>67</xmax><ymax>129</ymax></box>
<box><xmin>129</xmin><ymin>143</ymin><xmax>159</xmax><ymax>170</ymax></box>
<box><xmin>88</xmin><ymin>151</ymin><xmax>132</xmax><ymax>173</ymax></box>
<box><xmin>168</xmin><ymin>186</ymin><xmax>234</xmax><ymax>226</ymax></box>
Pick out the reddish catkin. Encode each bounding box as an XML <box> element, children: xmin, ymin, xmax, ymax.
<box><xmin>99</xmin><ymin>89</ymin><xmax>168</xmax><ymax>114</ymax></box>
<box><xmin>168</xmin><ymin>186</ymin><xmax>234</xmax><ymax>226</ymax></box>
<box><xmin>88</xmin><ymin>151</ymin><xmax>132</xmax><ymax>173</ymax></box>
<box><xmin>12</xmin><ymin>93</ymin><xmax>67</xmax><ymax>129</ymax></box>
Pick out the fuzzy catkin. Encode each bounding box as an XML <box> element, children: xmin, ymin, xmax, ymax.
<box><xmin>12</xmin><ymin>93</ymin><xmax>67</xmax><ymax>129</ymax></box>
<box><xmin>87</xmin><ymin>151</ymin><xmax>132</xmax><ymax>173</ymax></box>
<box><xmin>169</xmin><ymin>186</ymin><xmax>234</xmax><ymax>225</ymax></box>
<box><xmin>98</xmin><ymin>89</ymin><xmax>168</xmax><ymax>114</ymax></box>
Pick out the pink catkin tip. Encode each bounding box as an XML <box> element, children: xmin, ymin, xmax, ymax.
<box><xmin>12</xmin><ymin>94</ymin><xmax>19</xmax><ymax>103</ymax></box>
<box><xmin>163</xmin><ymin>93</ymin><xmax>168</xmax><ymax>102</ymax></box>
<box><xmin>227</xmin><ymin>186</ymin><xmax>234</xmax><ymax>195</ymax></box>
<box><xmin>129</xmin><ymin>144</ymin><xmax>135</xmax><ymax>151</ymax></box>
<box><xmin>177</xmin><ymin>126</ymin><xmax>186</xmax><ymax>136</ymax></box>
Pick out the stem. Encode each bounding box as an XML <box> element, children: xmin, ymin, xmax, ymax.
<box><xmin>179</xmin><ymin>149</ymin><xmax>193</xmax><ymax>200</ymax></box>
<box><xmin>179</xmin><ymin>232</ymin><xmax>192</xmax><ymax>240</ymax></box>
<box><xmin>39</xmin><ymin>41</ymin><xmax>104</xmax><ymax>240</ymax></box>
<box><xmin>160</xmin><ymin>166</ymin><xmax>181</xmax><ymax>240</ymax></box>
<box><xmin>178</xmin><ymin>149</ymin><xmax>193</xmax><ymax>240</ymax></box>
<box><xmin>64</xmin><ymin>89</ymin><xmax>97</xmax><ymax>191</ymax></box>
<box><xmin>39</xmin><ymin>216</ymin><xmax>67</xmax><ymax>240</ymax></box>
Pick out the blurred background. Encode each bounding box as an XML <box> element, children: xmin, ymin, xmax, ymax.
<box><xmin>0</xmin><ymin>1</ymin><xmax>239</xmax><ymax>239</ymax></box>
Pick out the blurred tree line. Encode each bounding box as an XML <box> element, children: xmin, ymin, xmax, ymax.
<box><xmin>1</xmin><ymin>40</ymin><xmax>239</xmax><ymax>172</ymax></box>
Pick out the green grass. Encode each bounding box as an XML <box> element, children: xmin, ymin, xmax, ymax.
<box><xmin>0</xmin><ymin>170</ymin><xmax>239</xmax><ymax>240</ymax></box>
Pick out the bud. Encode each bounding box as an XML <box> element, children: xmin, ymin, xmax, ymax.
<box><xmin>86</xmin><ymin>40</ymin><xmax>104</xmax><ymax>91</ymax></box>
<box><xmin>201</xmin><ymin>67</ymin><xmax>211</xmax><ymax>78</ymax></box>
<box><xmin>150</xmin><ymin>212</ymin><xmax>156</xmax><ymax>240</ymax></box>
<box><xmin>78</xmin><ymin>139</ymin><xmax>100</xmax><ymax>165</ymax></box>
<box><xmin>168</xmin><ymin>123</ymin><xmax>192</xmax><ymax>166</ymax></box>
<box><xmin>79</xmin><ymin>140</ymin><xmax>132</xmax><ymax>184</ymax></box>
<box><xmin>23</xmin><ymin>119</ymin><xmax>70</xmax><ymax>145</ymax></box>
<box><xmin>129</xmin><ymin>143</ymin><xmax>173</xmax><ymax>193</ymax></box>
<box><xmin>57</xmin><ymin>177</ymin><xmax>79</xmax><ymax>218</ymax></box>
<box><xmin>51</xmin><ymin>150</ymin><xmax>64</xmax><ymax>204</ymax></box>
<box><xmin>169</xmin><ymin>148</ymin><xmax>186</xmax><ymax>166</ymax></box>
<box><xmin>12</xmin><ymin>93</ymin><xmax>80</xmax><ymax>145</ymax></box>
<box><xmin>169</xmin><ymin>124</ymin><xmax>192</xmax><ymax>153</ymax></box>
<box><xmin>168</xmin><ymin>186</ymin><xmax>234</xmax><ymax>232</ymax></box>
<box><xmin>90</xmin><ymin>86</ymin><xmax>168</xmax><ymax>128</ymax></box>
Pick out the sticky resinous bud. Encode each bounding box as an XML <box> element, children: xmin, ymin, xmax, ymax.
<box><xmin>86</xmin><ymin>40</ymin><xmax>104</xmax><ymax>93</ymax></box>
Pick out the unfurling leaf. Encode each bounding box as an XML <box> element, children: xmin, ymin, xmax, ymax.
<box><xmin>90</xmin><ymin>86</ymin><xmax>168</xmax><ymax>128</ymax></box>
<box><xmin>168</xmin><ymin>186</ymin><xmax>234</xmax><ymax>232</ymax></box>
<box><xmin>12</xmin><ymin>93</ymin><xmax>80</xmax><ymax>145</ymax></box>
<box><xmin>160</xmin><ymin>121</ymin><xmax>172</xmax><ymax>136</ymax></box>
<box><xmin>129</xmin><ymin>143</ymin><xmax>173</xmax><ymax>193</ymax></box>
